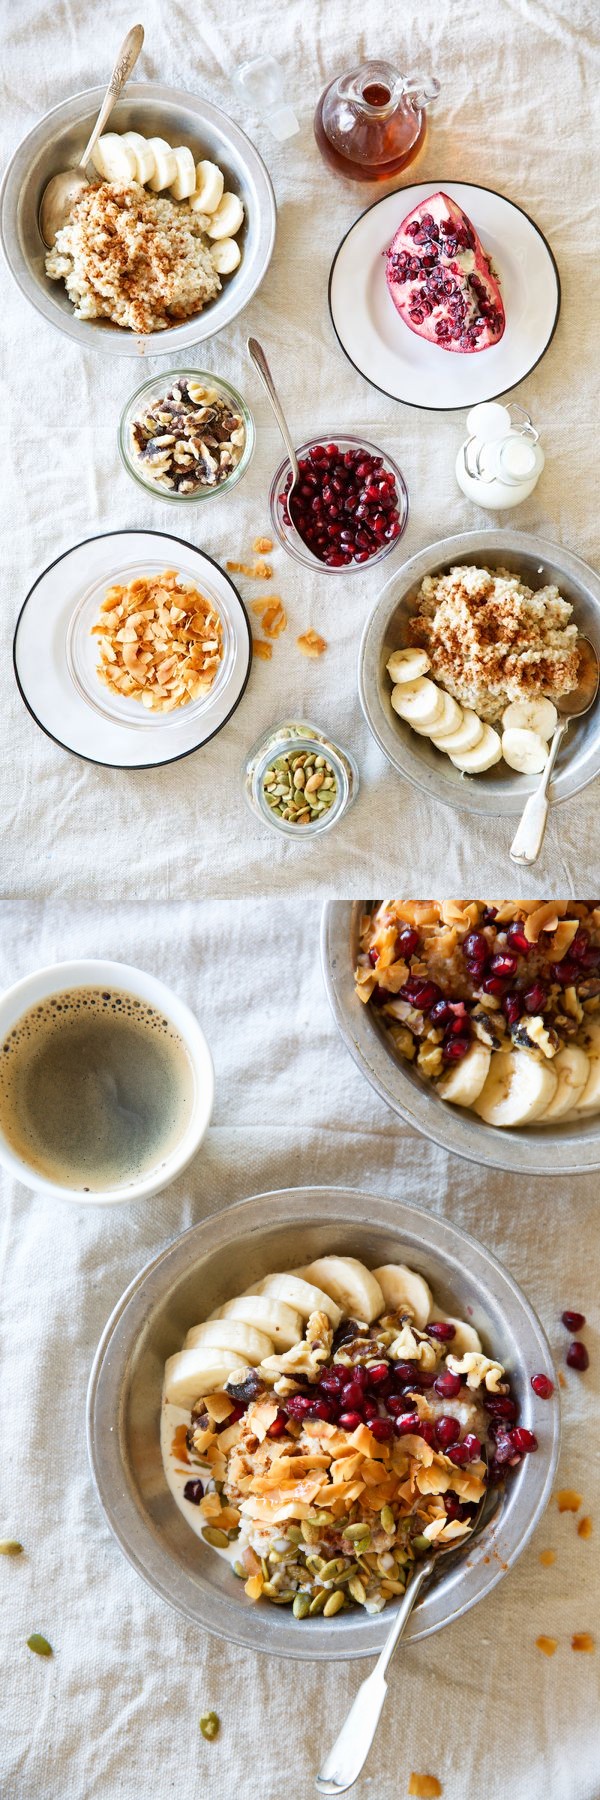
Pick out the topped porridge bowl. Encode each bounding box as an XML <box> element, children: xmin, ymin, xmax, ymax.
<box><xmin>0</xmin><ymin>83</ymin><xmax>276</xmax><ymax>354</ymax></box>
<box><xmin>87</xmin><ymin>1186</ymin><xmax>558</xmax><ymax>1660</ymax></box>
<box><xmin>358</xmin><ymin>529</ymin><xmax>600</xmax><ymax>816</ymax></box>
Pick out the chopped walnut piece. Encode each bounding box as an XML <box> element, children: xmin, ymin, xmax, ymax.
<box><xmin>557</xmin><ymin>1489</ymin><xmax>582</xmax><ymax>1512</ymax></box>
<box><xmin>297</xmin><ymin>629</ymin><xmax>327</xmax><ymax>657</ymax></box>
<box><xmin>408</xmin><ymin>1777</ymin><xmax>443</xmax><ymax>1798</ymax></box>
<box><xmin>536</xmin><ymin>1635</ymin><xmax>558</xmax><ymax>1657</ymax></box>
<box><xmin>253</xmin><ymin>536</ymin><xmax>274</xmax><ymax>554</ymax></box>
<box><xmin>577</xmin><ymin>1516</ymin><xmax>593</xmax><ymax>1539</ymax></box>
<box><xmin>572</xmin><ymin>1632</ymin><xmax>595</xmax><ymax>1652</ymax></box>
<box><xmin>252</xmin><ymin>639</ymin><xmax>273</xmax><ymax>660</ymax></box>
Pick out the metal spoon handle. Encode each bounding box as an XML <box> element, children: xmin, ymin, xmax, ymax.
<box><xmin>246</xmin><ymin>337</ymin><xmax>299</xmax><ymax>483</ymax></box>
<box><xmin>81</xmin><ymin>24</ymin><xmax>145</xmax><ymax>167</ymax></box>
<box><xmin>509</xmin><ymin>720</ymin><xmax>568</xmax><ymax>865</ymax></box>
<box><xmin>315</xmin><ymin>1559</ymin><xmax>434</xmax><ymax>1796</ymax></box>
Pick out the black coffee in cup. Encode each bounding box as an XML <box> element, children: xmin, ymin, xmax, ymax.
<box><xmin>0</xmin><ymin>987</ymin><xmax>194</xmax><ymax>1191</ymax></box>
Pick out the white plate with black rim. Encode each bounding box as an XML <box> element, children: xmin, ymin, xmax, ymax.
<box><xmin>13</xmin><ymin>529</ymin><xmax>252</xmax><ymax>769</ymax></box>
<box><xmin>328</xmin><ymin>181</ymin><xmax>561</xmax><ymax>411</ymax></box>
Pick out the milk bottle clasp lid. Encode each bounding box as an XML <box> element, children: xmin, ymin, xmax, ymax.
<box><xmin>464</xmin><ymin>402</ymin><xmax>540</xmax><ymax>483</ymax></box>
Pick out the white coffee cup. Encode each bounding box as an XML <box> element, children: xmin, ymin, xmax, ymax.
<box><xmin>0</xmin><ymin>959</ymin><xmax>214</xmax><ymax>1205</ymax></box>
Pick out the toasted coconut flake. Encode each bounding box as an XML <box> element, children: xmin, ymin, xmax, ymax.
<box><xmin>92</xmin><ymin>570</ymin><xmax>223</xmax><ymax>712</ymax></box>
<box><xmin>297</xmin><ymin>629</ymin><xmax>327</xmax><ymax>657</ymax></box>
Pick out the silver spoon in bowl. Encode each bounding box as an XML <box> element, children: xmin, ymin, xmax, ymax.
<box><xmin>39</xmin><ymin>24</ymin><xmax>145</xmax><ymax>248</ymax></box>
<box><xmin>246</xmin><ymin>336</ymin><xmax>323</xmax><ymax>568</ymax></box>
<box><xmin>315</xmin><ymin>1467</ymin><xmax>491</xmax><ymax>1797</ymax></box>
<box><xmin>510</xmin><ymin>636</ymin><xmax>599</xmax><ymax>866</ymax></box>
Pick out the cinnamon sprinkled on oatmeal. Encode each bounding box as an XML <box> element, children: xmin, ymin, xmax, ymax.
<box><xmin>46</xmin><ymin>182</ymin><xmax>220</xmax><ymax>334</ymax></box>
<box><xmin>409</xmin><ymin>564</ymin><xmax>580</xmax><ymax>723</ymax></box>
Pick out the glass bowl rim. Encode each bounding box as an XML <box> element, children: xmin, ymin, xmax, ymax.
<box><xmin>268</xmin><ymin>432</ymin><xmax>409</xmax><ymax>572</ymax></box>
<box><xmin>118</xmin><ymin>368</ymin><xmax>255</xmax><ymax>503</ymax></box>
<box><xmin>247</xmin><ymin>723</ymin><xmax>359</xmax><ymax>836</ymax></box>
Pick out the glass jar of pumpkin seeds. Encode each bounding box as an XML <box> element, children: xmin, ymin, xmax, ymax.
<box><xmin>243</xmin><ymin>721</ymin><xmax>359</xmax><ymax>837</ymax></box>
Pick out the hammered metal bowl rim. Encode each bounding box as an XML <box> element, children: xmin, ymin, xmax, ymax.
<box><xmin>87</xmin><ymin>1184</ymin><xmax>559</xmax><ymax>1660</ymax></box>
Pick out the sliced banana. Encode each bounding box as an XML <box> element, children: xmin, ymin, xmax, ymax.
<box><xmin>92</xmin><ymin>133</ymin><xmax>138</xmax><ymax>184</ymax></box>
<box><xmin>538</xmin><ymin>1045</ymin><xmax>590</xmax><ymax>1121</ymax></box>
<box><xmin>169</xmin><ymin>146</ymin><xmax>197</xmax><ymax>201</ymax></box>
<box><xmin>121</xmin><ymin>131</ymin><xmax>156</xmax><ymax>185</ymax></box>
<box><xmin>429</xmin><ymin>1308</ymin><xmax>482</xmax><ymax>1354</ymax></box>
<box><xmin>436</xmin><ymin>1041</ymin><xmax>491</xmax><ymax>1107</ymax></box>
<box><xmin>434</xmin><ymin>708</ymin><xmax>485</xmax><ymax>755</ymax></box>
<box><xmin>249</xmin><ymin>1273</ymin><xmax>341</xmax><ymax>1328</ymax></box>
<box><xmin>212</xmin><ymin>1295</ymin><xmax>302</xmax><ymax>1351</ymax></box>
<box><xmin>391</xmin><ymin>678</ymin><xmax>447</xmax><ymax>729</ymax></box>
<box><xmin>574</xmin><ymin>1019</ymin><xmax>600</xmax><ymax>1114</ymax></box>
<box><xmin>147</xmin><ymin>138</ymin><xmax>178</xmax><ymax>191</ymax></box>
<box><xmin>209</xmin><ymin>237</ymin><xmax>241</xmax><ymax>274</ymax></box>
<box><xmin>164</xmin><ymin>1346</ymin><xmax>248</xmax><ymax>1408</ymax></box>
<box><xmin>502</xmin><ymin>698</ymin><xmax>558</xmax><ymax>739</ymax></box>
<box><xmin>412</xmin><ymin>693</ymin><xmax>463</xmax><ymax>741</ymax></box>
<box><xmin>191</xmin><ymin>159</ymin><xmax>225</xmax><ymax>214</ymax></box>
<box><xmin>502</xmin><ymin>727</ymin><xmax>548</xmax><ymax>775</ymax></box>
<box><xmin>371</xmin><ymin>1264</ymin><xmax>432</xmax><ymax>1329</ymax></box>
<box><xmin>473</xmin><ymin>1049</ymin><xmax>558</xmax><ymax>1127</ymax></box>
<box><xmin>206</xmin><ymin>192</ymin><xmax>245</xmax><ymax>240</ymax></box>
<box><xmin>185</xmin><ymin>1319</ymin><xmax>273</xmax><ymax>1362</ymax></box>
<box><xmin>299</xmin><ymin>1257</ymin><xmax>384</xmax><ymax>1323</ymax></box>
<box><xmin>386</xmin><ymin>648</ymin><xmax>430</xmax><ymax>684</ymax></box>
<box><xmin>450</xmin><ymin>725</ymin><xmax>502</xmax><ymax>773</ymax></box>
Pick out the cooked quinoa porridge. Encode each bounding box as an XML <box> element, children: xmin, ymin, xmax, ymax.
<box><xmin>162</xmin><ymin>1255</ymin><xmax>540</xmax><ymax>1619</ymax></box>
<box><xmin>45</xmin><ymin>182</ymin><xmax>221</xmax><ymax>334</ymax></box>
<box><xmin>408</xmin><ymin>564</ymin><xmax>580</xmax><ymax>722</ymax></box>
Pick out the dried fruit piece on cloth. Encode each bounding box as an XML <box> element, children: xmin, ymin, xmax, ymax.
<box><xmin>227</xmin><ymin>559</ymin><xmax>272</xmax><ymax>579</ymax></box>
<box><xmin>557</xmin><ymin>1489</ymin><xmax>582</xmax><ymax>1513</ymax></box>
<box><xmin>536</xmin><ymin>1635</ymin><xmax>558</xmax><ymax>1657</ymax></box>
<box><xmin>572</xmin><ymin>1632</ymin><xmax>595</xmax><ymax>1652</ymax></box>
<box><xmin>92</xmin><ymin>569</ymin><xmax>223</xmax><ymax>712</ymax></box>
<box><xmin>577</xmin><ymin>1517</ymin><xmax>593</xmax><ymax>1539</ymax></box>
<box><xmin>253</xmin><ymin>536</ymin><xmax>273</xmax><ymax>554</ymax></box>
<box><xmin>253</xmin><ymin>640</ymin><xmax>273</xmax><ymax>661</ymax></box>
<box><xmin>408</xmin><ymin>1777</ymin><xmax>443</xmax><ymax>1798</ymax></box>
<box><xmin>252</xmin><ymin>597</ymin><xmax>287</xmax><ymax>639</ymax></box>
<box><xmin>297</xmin><ymin>629</ymin><xmax>327</xmax><ymax>657</ymax></box>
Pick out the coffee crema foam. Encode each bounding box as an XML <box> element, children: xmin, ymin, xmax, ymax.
<box><xmin>0</xmin><ymin>986</ymin><xmax>195</xmax><ymax>1191</ymax></box>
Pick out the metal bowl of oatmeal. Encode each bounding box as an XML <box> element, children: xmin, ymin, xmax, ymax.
<box><xmin>358</xmin><ymin>529</ymin><xmax>600</xmax><ymax>816</ymax></box>
<box><xmin>321</xmin><ymin>900</ymin><xmax>600</xmax><ymax>1175</ymax></box>
<box><xmin>0</xmin><ymin>83</ymin><xmax>276</xmax><ymax>354</ymax></box>
<box><xmin>87</xmin><ymin>1185</ymin><xmax>558</xmax><ymax>1660</ymax></box>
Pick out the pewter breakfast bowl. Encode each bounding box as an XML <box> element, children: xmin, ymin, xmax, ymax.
<box><xmin>0</xmin><ymin>83</ymin><xmax>276</xmax><ymax>355</ymax></box>
<box><xmin>358</xmin><ymin>529</ymin><xmax>600</xmax><ymax>817</ymax></box>
<box><xmin>87</xmin><ymin>1184</ymin><xmax>559</xmax><ymax>1661</ymax></box>
<box><xmin>322</xmin><ymin>900</ymin><xmax>600</xmax><ymax>1176</ymax></box>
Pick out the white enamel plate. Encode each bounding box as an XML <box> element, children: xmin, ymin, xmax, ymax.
<box><xmin>329</xmin><ymin>181</ymin><xmax>561</xmax><ymax>411</ymax></box>
<box><xmin>14</xmin><ymin>529</ymin><xmax>252</xmax><ymax>769</ymax></box>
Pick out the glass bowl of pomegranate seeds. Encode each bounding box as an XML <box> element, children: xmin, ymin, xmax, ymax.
<box><xmin>323</xmin><ymin>901</ymin><xmax>600</xmax><ymax>1175</ymax></box>
<box><xmin>269</xmin><ymin>436</ymin><xmax>409</xmax><ymax>571</ymax></box>
<box><xmin>89</xmin><ymin>1188</ymin><xmax>559</xmax><ymax>1658</ymax></box>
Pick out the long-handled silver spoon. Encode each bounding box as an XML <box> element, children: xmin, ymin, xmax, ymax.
<box><xmin>315</xmin><ymin>1478</ymin><xmax>490</xmax><ymax>1797</ymax></box>
<box><xmin>510</xmin><ymin>636</ymin><xmax>599</xmax><ymax>866</ymax></box>
<box><xmin>39</xmin><ymin>24</ymin><xmax>144</xmax><ymax>247</ymax></box>
<box><xmin>246</xmin><ymin>336</ymin><xmax>322</xmax><ymax>567</ymax></box>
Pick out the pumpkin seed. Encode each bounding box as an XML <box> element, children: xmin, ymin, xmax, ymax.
<box><xmin>233</xmin><ymin>1561</ymin><xmax>246</xmax><ymax>1579</ymax></box>
<box><xmin>348</xmin><ymin>1575</ymin><xmax>367</xmax><ymax>1605</ymax></box>
<box><xmin>301</xmin><ymin>1521</ymin><xmax>318</xmax><ymax>1544</ymax></box>
<box><xmin>308</xmin><ymin>1588</ymin><xmax>327</xmax><ymax>1615</ymax></box>
<box><xmin>320</xmin><ymin>1558</ymin><xmax>345</xmax><ymax>1582</ymax></box>
<box><xmin>380</xmin><ymin>1505</ymin><xmax>395</xmax><ymax>1535</ymax></box>
<box><xmin>306</xmin><ymin>1555</ymin><xmax>325</xmax><ymax>1575</ymax></box>
<box><xmin>199</xmin><ymin>1711</ymin><xmax>220</xmax><ymax>1741</ymax></box>
<box><xmin>411</xmin><ymin>1534</ymin><xmax>431</xmax><ymax>1553</ymax></box>
<box><xmin>27</xmin><ymin>1634</ymin><xmax>52</xmax><ymax>1657</ymax></box>
<box><xmin>287</xmin><ymin>1526</ymin><xmax>303</xmax><ymax>1544</ymax></box>
<box><xmin>293</xmin><ymin>1592</ymin><xmax>310</xmax><ymax>1618</ymax></box>
<box><xmin>306</xmin><ymin>1510</ymin><xmax>335</xmax><ymax>1527</ymax></box>
<box><xmin>343</xmin><ymin>1522</ymin><xmax>371</xmax><ymax>1544</ymax></box>
<box><xmin>202</xmin><ymin>1527</ymin><xmax>230</xmax><ymax>1549</ymax></box>
<box><xmin>226</xmin><ymin>1527</ymin><xmax>240</xmax><ymax>1541</ymax></box>
<box><xmin>0</xmin><ymin>1540</ymin><xmax>23</xmax><ymax>1556</ymax></box>
<box><xmin>323</xmin><ymin>1590</ymin><xmax>345</xmax><ymax>1618</ymax></box>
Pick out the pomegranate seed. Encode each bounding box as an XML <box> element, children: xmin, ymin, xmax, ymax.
<box><xmin>414</xmin><ymin>1369</ymin><xmax>436</xmax><ymax>1389</ymax></box>
<box><xmin>392</xmin><ymin>1362</ymin><xmax>421</xmax><ymax>1385</ymax></box>
<box><xmin>446</xmin><ymin>1442</ymin><xmax>471</xmax><ymax>1466</ymax></box>
<box><xmin>562</xmin><ymin>1310</ymin><xmax>585</xmax><ymax>1331</ymax></box>
<box><xmin>427</xmin><ymin>1321</ymin><xmax>456</xmax><ymax>1341</ymax></box>
<box><xmin>509</xmin><ymin>1427</ymin><xmax>538</xmax><ymax>1454</ymax></box>
<box><xmin>267</xmin><ymin>1410</ymin><xmax>289</xmax><ymax>1438</ymax></box>
<box><xmin>341</xmin><ymin>1380</ymin><xmax>365</xmax><ymax>1410</ymax></box>
<box><xmin>369</xmin><ymin>1417</ymin><xmax>393</xmax><ymax>1441</ymax></box>
<box><xmin>338</xmin><ymin>1410</ymin><xmax>363</xmax><ymax>1432</ymax></box>
<box><xmin>387</xmin><ymin>1393</ymin><xmax>419</xmax><ymax>1417</ymax></box>
<box><xmin>464</xmin><ymin>931</ymin><xmax>489</xmax><ymax>965</ymax></box>
<box><xmin>492</xmin><ymin>1431</ymin><xmax>517</xmax><ymax>1466</ymax></box>
<box><xmin>442</xmin><ymin>1032</ymin><xmax>471</xmax><ymax>1062</ymax></box>
<box><xmin>463</xmin><ymin>1433</ymin><xmax>482</xmax><ymax>1461</ymax></box>
<box><xmin>367</xmin><ymin>1362</ymin><xmax>390</xmax><ymax>1386</ymax></box>
<box><xmin>429</xmin><ymin>999</ymin><xmax>454</xmax><ymax>1027</ymax></box>
<box><xmin>503</xmin><ymin>993</ymin><xmax>522</xmax><ymax>1026</ymax></box>
<box><xmin>368</xmin><ymin>947</ymin><xmax>379</xmax><ymax>967</ymax></box>
<box><xmin>319</xmin><ymin>1369</ymin><xmax>346</xmax><ymax>1396</ymax></box>
<box><xmin>183</xmin><ymin>1478</ymin><xmax>204</xmax><ymax>1504</ymax></box>
<box><xmin>217</xmin><ymin>1401</ymin><xmax>245</xmax><ymax>1430</ymax></box>
<box><xmin>363</xmin><ymin>1398</ymin><xmax>378</xmax><ymax>1419</ymax></box>
<box><xmin>523</xmin><ymin>981</ymin><xmax>547</xmax><ymax>1014</ymax></box>
<box><xmin>392</xmin><ymin>1412</ymin><xmax>421</xmax><ymax>1437</ymax></box>
<box><xmin>482</xmin><ymin>975</ymin><xmax>508</xmax><ymax>996</ymax></box>
<box><xmin>399</xmin><ymin>978</ymin><xmax>443</xmax><ymax>1011</ymax></box>
<box><xmin>483</xmin><ymin>1393</ymin><xmax>518</xmax><ymax>1418</ymax></box>
<box><xmin>551</xmin><ymin>959</ymin><xmax>578</xmax><ymax>986</ymax></box>
<box><xmin>285</xmin><ymin>1394</ymin><xmax>314</xmax><ymax>1418</ymax></box>
<box><xmin>395</xmin><ymin>925</ymin><xmax>420</xmax><ymax>957</ymax></box>
<box><xmin>566</xmin><ymin>1342</ymin><xmax>589</xmax><ymax>1371</ymax></box>
<box><xmin>435</xmin><ymin>1415</ymin><xmax>460</xmax><ymax>1449</ymax></box>
<box><xmin>418</xmin><ymin>1420</ymin><xmax>436</xmax><ymax>1446</ymax></box>
<box><xmin>443</xmin><ymin>1492</ymin><xmax>461</xmax><ymax>1518</ymax></box>
<box><xmin>308</xmin><ymin>1397</ymin><xmax>336</xmax><ymax>1422</ymax></box>
<box><xmin>489</xmin><ymin>951</ymin><xmax>518</xmax><ymax>978</ymax></box>
<box><xmin>506</xmin><ymin>925</ymin><xmax>530</xmax><ymax>954</ymax></box>
<box><xmin>434</xmin><ymin>1370</ymin><xmax>462</xmax><ymax>1399</ymax></box>
<box><xmin>531</xmin><ymin>1373</ymin><xmax>554</xmax><ymax>1399</ymax></box>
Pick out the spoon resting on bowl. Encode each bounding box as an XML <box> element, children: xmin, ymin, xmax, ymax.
<box><xmin>39</xmin><ymin>24</ymin><xmax>144</xmax><ymax>248</ymax></box>
<box><xmin>510</xmin><ymin>636</ymin><xmax>599</xmax><ymax>866</ymax></box>
<box><xmin>246</xmin><ymin>336</ymin><xmax>322</xmax><ymax>568</ymax></box>
<box><xmin>315</xmin><ymin>1461</ymin><xmax>491</xmax><ymax>1797</ymax></box>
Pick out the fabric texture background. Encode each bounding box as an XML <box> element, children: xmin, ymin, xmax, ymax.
<box><xmin>1</xmin><ymin>0</ymin><xmax>599</xmax><ymax>899</ymax></box>
<box><xmin>0</xmin><ymin>898</ymin><xmax>598</xmax><ymax>1800</ymax></box>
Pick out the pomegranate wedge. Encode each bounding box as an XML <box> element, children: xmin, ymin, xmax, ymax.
<box><xmin>385</xmin><ymin>190</ymin><xmax>505</xmax><ymax>354</ymax></box>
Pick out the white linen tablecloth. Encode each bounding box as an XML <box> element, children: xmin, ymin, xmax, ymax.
<box><xmin>1</xmin><ymin>0</ymin><xmax>600</xmax><ymax>899</ymax></box>
<box><xmin>1</xmin><ymin>897</ymin><xmax>598</xmax><ymax>1800</ymax></box>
